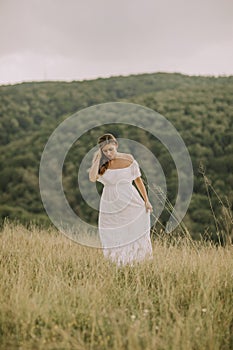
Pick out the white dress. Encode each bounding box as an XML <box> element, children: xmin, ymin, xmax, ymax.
<box><xmin>97</xmin><ymin>159</ymin><xmax>153</xmax><ymax>266</ymax></box>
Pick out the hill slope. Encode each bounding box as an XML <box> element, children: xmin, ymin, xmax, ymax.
<box><xmin>0</xmin><ymin>72</ymin><xmax>232</xmax><ymax>240</ymax></box>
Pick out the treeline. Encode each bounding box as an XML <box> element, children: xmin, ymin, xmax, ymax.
<box><xmin>0</xmin><ymin>72</ymin><xmax>232</xmax><ymax>241</ymax></box>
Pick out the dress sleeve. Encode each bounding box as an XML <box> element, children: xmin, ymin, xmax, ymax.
<box><xmin>96</xmin><ymin>175</ymin><xmax>104</xmax><ymax>184</ymax></box>
<box><xmin>131</xmin><ymin>160</ymin><xmax>141</xmax><ymax>180</ymax></box>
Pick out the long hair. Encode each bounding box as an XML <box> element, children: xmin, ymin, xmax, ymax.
<box><xmin>97</xmin><ymin>133</ymin><xmax>118</xmax><ymax>175</ymax></box>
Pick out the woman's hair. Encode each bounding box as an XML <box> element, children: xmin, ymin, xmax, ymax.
<box><xmin>97</xmin><ymin>133</ymin><xmax>118</xmax><ymax>175</ymax></box>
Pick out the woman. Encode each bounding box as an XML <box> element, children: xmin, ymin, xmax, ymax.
<box><xmin>89</xmin><ymin>133</ymin><xmax>153</xmax><ymax>266</ymax></box>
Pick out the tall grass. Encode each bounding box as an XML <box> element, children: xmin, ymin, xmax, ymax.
<box><xmin>0</xmin><ymin>220</ymin><xmax>233</xmax><ymax>350</ymax></box>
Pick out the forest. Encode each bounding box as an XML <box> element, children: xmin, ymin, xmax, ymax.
<box><xmin>0</xmin><ymin>72</ymin><xmax>232</xmax><ymax>241</ymax></box>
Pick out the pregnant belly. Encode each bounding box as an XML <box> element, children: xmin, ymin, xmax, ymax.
<box><xmin>100</xmin><ymin>183</ymin><xmax>144</xmax><ymax>214</ymax></box>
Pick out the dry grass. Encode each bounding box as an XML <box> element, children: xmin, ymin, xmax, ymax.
<box><xmin>0</xmin><ymin>221</ymin><xmax>233</xmax><ymax>350</ymax></box>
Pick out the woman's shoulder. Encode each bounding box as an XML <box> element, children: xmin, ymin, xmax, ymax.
<box><xmin>119</xmin><ymin>153</ymin><xmax>135</xmax><ymax>162</ymax></box>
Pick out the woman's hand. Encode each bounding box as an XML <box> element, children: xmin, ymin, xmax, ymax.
<box><xmin>89</xmin><ymin>149</ymin><xmax>102</xmax><ymax>182</ymax></box>
<box><xmin>145</xmin><ymin>200</ymin><xmax>153</xmax><ymax>213</ymax></box>
<box><xmin>92</xmin><ymin>149</ymin><xmax>102</xmax><ymax>163</ymax></box>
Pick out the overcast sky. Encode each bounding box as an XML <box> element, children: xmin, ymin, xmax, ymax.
<box><xmin>0</xmin><ymin>0</ymin><xmax>232</xmax><ymax>85</ymax></box>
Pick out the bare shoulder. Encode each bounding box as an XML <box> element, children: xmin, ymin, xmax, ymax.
<box><xmin>116</xmin><ymin>153</ymin><xmax>134</xmax><ymax>166</ymax></box>
<box><xmin>119</xmin><ymin>153</ymin><xmax>134</xmax><ymax>162</ymax></box>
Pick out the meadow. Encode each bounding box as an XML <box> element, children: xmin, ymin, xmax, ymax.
<box><xmin>0</xmin><ymin>221</ymin><xmax>233</xmax><ymax>350</ymax></box>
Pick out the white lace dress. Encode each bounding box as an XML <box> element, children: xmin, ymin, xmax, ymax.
<box><xmin>97</xmin><ymin>159</ymin><xmax>153</xmax><ymax>266</ymax></box>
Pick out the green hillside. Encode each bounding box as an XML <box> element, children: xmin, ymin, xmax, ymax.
<box><xmin>0</xmin><ymin>72</ymin><xmax>232</xmax><ymax>241</ymax></box>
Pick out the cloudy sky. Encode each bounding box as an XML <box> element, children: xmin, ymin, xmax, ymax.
<box><xmin>0</xmin><ymin>0</ymin><xmax>232</xmax><ymax>85</ymax></box>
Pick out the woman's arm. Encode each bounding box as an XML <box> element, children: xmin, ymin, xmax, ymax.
<box><xmin>134</xmin><ymin>177</ymin><xmax>153</xmax><ymax>212</ymax></box>
<box><xmin>89</xmin><ymin>149</ymin><xmax>102</xmax><ymax>182</ymax></box>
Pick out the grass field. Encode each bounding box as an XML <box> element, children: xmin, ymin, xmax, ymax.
<box><xmin>0</xmin><ymin>221</ymin><xmax>233</xmax><ymax>350</ymax></box>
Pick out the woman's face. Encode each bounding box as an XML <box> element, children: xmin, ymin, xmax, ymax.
<box><xmin>101</xmin><ymin>142</ymin><xmax>118</xmax><ymax>160</ymax></box>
